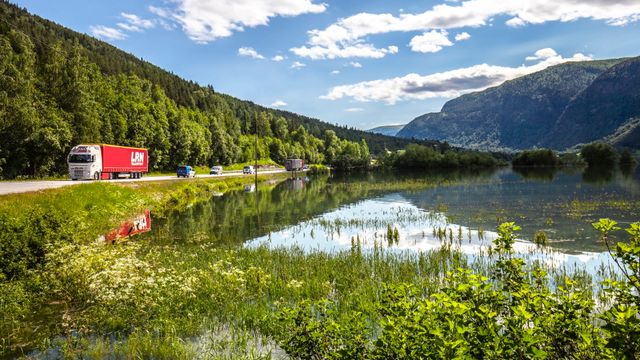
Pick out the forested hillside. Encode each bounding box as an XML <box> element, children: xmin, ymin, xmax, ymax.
<box><xmin>0</xmin><ymin>1</ymin><xmax>425</xmax><ymax>179</ymax></box>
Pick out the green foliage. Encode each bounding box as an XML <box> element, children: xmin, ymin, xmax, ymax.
<box><xmin>275</xmin><ymin>221</ymin><xmax>640</xmax><ymax>359</ymax></box>
<box><xmin>383</xmin><ymin>144</ymin><xmax>501</xmax><ymax>169</ymax></box>
<box><xmin>512</xmin><ymin>149</ymin><xmax>561</xmax><ymax>167</ymax></box>
<box><xmin>534</xmin><ymin>230</ymin><xmax>549</xmax><ymax>246</ymax></box>
<box><xmin>592</xmin><ymin>219</ymin><xmax>640</xmax><ymax>358</ymax></box>
<box><xmin>581</xmin><ymin>143</ymin><xmax>618</xmax><ymax>168</ymax></box>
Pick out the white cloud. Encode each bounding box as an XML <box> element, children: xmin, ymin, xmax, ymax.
<box><xmin>99</xmin><ymin>13</ymin><xmax>156</xmax><ymax>37</ymax></box>
<box><xmin>331</xmin><ymin>70</ymin><xmax>341</xmax><ymax>74</ymax></box>
<box><xmin>321</xmin><ymin>49</ymin><xmax>592</xmax><ymax>104</ymax></box>
<box><xmin>238</xmin><ymin>47</ymin><xmax>265</xmax><ymax>59</ymax></box>
<box><xmin>291</xmin><ymin>61</ymin><xmax>306</xmax><ymax>69</ymax></box>
<box><xmin>89</xmin><ymin>25</ymin><xmax>127</xmax><ymax>40</ymax></box>
<box><xmin>272</xmin><ymin>55</ymin><xmax>286</xmax><ymax>61</ymax></box>
<box><xmin>291</xmin><ymin>44</ymin><xmax>398</xmax><ymax>60</ymax></box>
<box><xmin>121</xmin><ymin>13</ymin><xmax>155</xmax><ymax>30</ymax></box>
<box><xmin>345</xmin><ymin>107</ymin><xmax>364</xmax><ymax>112</ymax></box>
<box><xmin>525</xmin><ymin>48</ymin><xmax>558</xmax><ymax>61</ymax></box>
<box><xmin>294</xmin><ymin>0</ymin><xmax>640</xmax><ymax>59</ymax></box>
<box><xmin>454</xmin><ymin>32</ymin><xmax>470</xmax><ymax>41</ymax></box>
<box><xmin>271</xmin><ymin>100</ymin><xmax>288</xmax><ymax>107</ymax></box>
<box><xmin>150</xmin><ymin>0</ymin><xmax>327</xmax><ymax>43</ymax></box>
<box><xmin>348</xmin><ymin>61</ymin><xmax>363</xmax><ymax>68</ymax></box>
<box><xmin>409</xmin><ymin>30</ymin><xmax>452</xmax><ymax>53</ymax></box>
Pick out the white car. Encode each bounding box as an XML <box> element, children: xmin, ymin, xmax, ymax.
<box><xmin>243</xmin><ymin>165</ymin><xmax>255</xmax><ymax>174</ymax></box>
<box><xmin>210</xmin><ymin>166</ymin><xmax>223</xmax><ymax>175</ymax></box>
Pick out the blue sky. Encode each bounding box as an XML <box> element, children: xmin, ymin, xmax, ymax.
<box><xmin>14</xmin><ymin>0</ymin><xmax>640</xmax><ymax>130</ymax></box>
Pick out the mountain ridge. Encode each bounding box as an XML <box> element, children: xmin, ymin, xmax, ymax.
<box><xmin>398</xmin><ymin>57</ymin><xmax>639</xmax><ymax>150</ymax></box>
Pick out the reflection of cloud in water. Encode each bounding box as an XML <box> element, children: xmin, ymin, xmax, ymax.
<box><xmin>246</xmin><ymin>194</ymin><xmax>614</xmax><ymax>274</ymax></box>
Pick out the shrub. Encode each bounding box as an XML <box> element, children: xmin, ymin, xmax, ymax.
<box><xmin>581</xmin><ymin>143</ymin><xmax>617</xmax><ymax>167</ymax></box>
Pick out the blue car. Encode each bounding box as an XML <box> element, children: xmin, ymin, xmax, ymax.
<box><xmin>177</xmin><ymin>165</ymin><xmax>196</xmax><ymax>178</ymax></box>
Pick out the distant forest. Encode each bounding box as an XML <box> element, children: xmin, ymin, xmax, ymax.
<box><xmin>0</xmin><ymin>1</ymin><xmax>433</xmax><ymax>179</ymax></box>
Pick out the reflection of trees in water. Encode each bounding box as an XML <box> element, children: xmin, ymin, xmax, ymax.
<box><xmin>620</xmin><ymin>163</ymin><xmax>637</xmax><ymax>178</ymax></box>
<box><xmin>582</xmin><ymin>166</ymin><xmax>615</xmax><ymax>184</ymax></box>
<box><xmin>512</xmin><ymin>167</ymin><xmax>559</xmax><ymax>181</ymax></box>
<box><xmin>152</xmin><ymin>170</ymin><xmax>500</xmax><ymax>247</ymax></box>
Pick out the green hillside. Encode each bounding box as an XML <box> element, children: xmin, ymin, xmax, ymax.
<box><xmin>0</xmin><ymin>1</ymin><xmax>428</xmax><ymax>179</ymax></box>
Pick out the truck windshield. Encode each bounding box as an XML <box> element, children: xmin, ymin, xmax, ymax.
<box><xmin>68</xmin><ymin>154</ymin><xmax>93</xmax><ymax>163</ymax></box>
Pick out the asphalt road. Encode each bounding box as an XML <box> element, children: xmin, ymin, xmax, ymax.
<box><xmin>0</xmin><ymin>169</ymin><xmax>289</xmax><ymax>196</ymax></box>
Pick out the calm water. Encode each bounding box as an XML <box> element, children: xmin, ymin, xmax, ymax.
<box><xmin>144</xmin><ymin>167</ymin><xmax>640</xmax><ymax>270</ymax></box>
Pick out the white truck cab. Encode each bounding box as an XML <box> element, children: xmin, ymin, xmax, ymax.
<box><xmin>68</xmin><ymin>145</ymin><xmax>102</xmax><ymax>180</ymax></box>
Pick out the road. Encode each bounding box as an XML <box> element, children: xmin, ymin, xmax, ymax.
<box><xmin>0</xmin><ymin>169</ymin><xmax>288</xmax><ymax>196</ymax></box>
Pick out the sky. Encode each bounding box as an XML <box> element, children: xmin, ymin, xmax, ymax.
<box><xmin>13</xmin><ymin>0</ymin><xmax>640</xmax><ymax>130</ymax></box>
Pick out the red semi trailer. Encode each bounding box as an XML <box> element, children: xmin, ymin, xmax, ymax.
<box><xmin>67</xmin><ymin>144</ymin><xmax>148</xmax><ymax>180</ymax></box>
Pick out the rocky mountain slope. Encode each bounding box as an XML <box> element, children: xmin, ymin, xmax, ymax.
<box><xmin>398</xmin><ymin>57</ymin><xmax>639</xmax><ymax>150</ymax></box>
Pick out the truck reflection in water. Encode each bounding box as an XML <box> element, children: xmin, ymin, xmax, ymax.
<box><xmin>100</xmin><ymin>209</ymin><xmax>151</xmax><ymax>244</ymax></box>
<box><xmin>286</xmin><ymin>177</ymin><xmax>308</xmax><ymax>190</ymax></box>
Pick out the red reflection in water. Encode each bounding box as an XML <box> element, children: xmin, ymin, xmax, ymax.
<box><xmin>104</xmin><ymin>210</ymin><xmax>151</xmax><ymax>244</ymax></box>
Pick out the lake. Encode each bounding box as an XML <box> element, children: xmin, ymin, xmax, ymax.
<box><xmin>144</xmin><ymin>167</ymin><xmax>640</xmax><ymax>274</ymax></box>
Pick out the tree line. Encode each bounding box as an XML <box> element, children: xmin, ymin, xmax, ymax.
<box><xmin>0</xmin><ymin>28</ymin><xmax>371</xmax><ymax>178</ymax></box>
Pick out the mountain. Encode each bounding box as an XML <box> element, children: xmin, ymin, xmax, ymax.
<box><xmin>367</xmin><ymin>125</ymin><xmax>405</xmax><ymax>137</ymax></box>
<box><xmin>0</xmin><ymin>1</ymin><xmax>432</xmax><ymax>178</ymax></box>
<box><xmin>398</xmin><ymin>58</ymin><xmax>640</xmax><ymax>151</ymax></box>
<box><xmin>541</xmin><ymin>58</ymin><xmax>640</xmax><ymax>149</ymax></box>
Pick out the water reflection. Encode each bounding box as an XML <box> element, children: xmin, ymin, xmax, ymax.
<box><xmin>145</xmin><ymin>169</ymin><xmax>639</xmax><ymax>256</ymax></box>
<box><xmin>246</xmin><ymin>196</ymin><xmax>614</xmax><ymax>274</ymax></box>
<box><xmin>582</xmin><ymin>165</ymin><xmax>615</xmax><ymax>184</ymax></box>
<box><xmin>101</xmin><ymin>210</ymin><xmax>151</xmax><ymax>244</ymax></box>
<box><xmin>512</xmin><ymin>166</ymin><xmax>559</xmax><ymax>181</ymax></box>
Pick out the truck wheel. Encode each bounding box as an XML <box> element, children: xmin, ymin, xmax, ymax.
<box><xmin>94</xmin><ymin>172</ymin><xmax>100</xmax><ymax>180</ymax></box>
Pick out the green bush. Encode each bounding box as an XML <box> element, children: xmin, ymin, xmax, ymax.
<box><xmin>512</xmin><ymin>149</ymin><xmax>561</xmax><ymax>167</ymax></box>
<box><xmin>581</xmin><ymin>143</ymin><xmax>618</xmax><ymax>167</ymax></box>
<box><xmin>275</xmin><ymin>221</ymin><xmax>640</xmax><ymax>359</ymax></box>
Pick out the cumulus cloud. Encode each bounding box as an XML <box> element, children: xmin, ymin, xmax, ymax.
<box><xmin>238</xmin><ymin>47</ymin><xmax>265</xmax><ymax>59</ymax></box>
<box><xmin>331</xmin><ymin>70</ymin><xmax>341</xmax><ymax>74</ymax></box>
<box><xmin>455</xmin><ymin>32</ymin><xmax>470</xmax><ymax>41</ymax></box>
<box><xmin>89</xmin><ymin>25</ymin><xmax>127</xmax><ymax>40</ymax></box>
<box><xmin>345</xmin><ymin>107</ymin><xmax>364</xmax><ymax>112</ymax></box>
<box><xmin>271</xmin><ymin>100</ymin><xmax>288</xmax><ymax>107</ymax></box>
<box><xmin>272</xmin><ymin>55</ymin><xmax>286</xmax><ymax>61</ymax></box>
<box><xmin>525</xmin><ymin>48</ymin><xmax>558</xmax><ymax>61</ymax></box>
<box><xmin>151</xmin><ymin>0</ymin><xmax>326</xmax><ymax>43</ymax></box>
<box><xmin>294</xmin><ymin>0</ymin><xmax>640</xmax><ymax>59</ymax></box>
<box><xmin>348</xmin><ymin>61</ymin><xmax>363</xmax><ymax>68</ymax></box>
<box><xmin>321</xmin><ymin>49</ymin><xmax>591</xmax><ymax>104</ymax></box>
<box><xmin>409</xmin><ymin>30</ymin><xmax>452</xmax><ymax>53</ymax></box>
<box><xmin>291</xmin><ymin>61</ymin><xmax>306</xmax><ymax>69</ymax></box>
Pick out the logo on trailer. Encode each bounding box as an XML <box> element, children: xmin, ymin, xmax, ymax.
<box><xmin>131</xmin><ymin>152</ymin><xmax>145</xmax><ymax>166</ymax></box>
